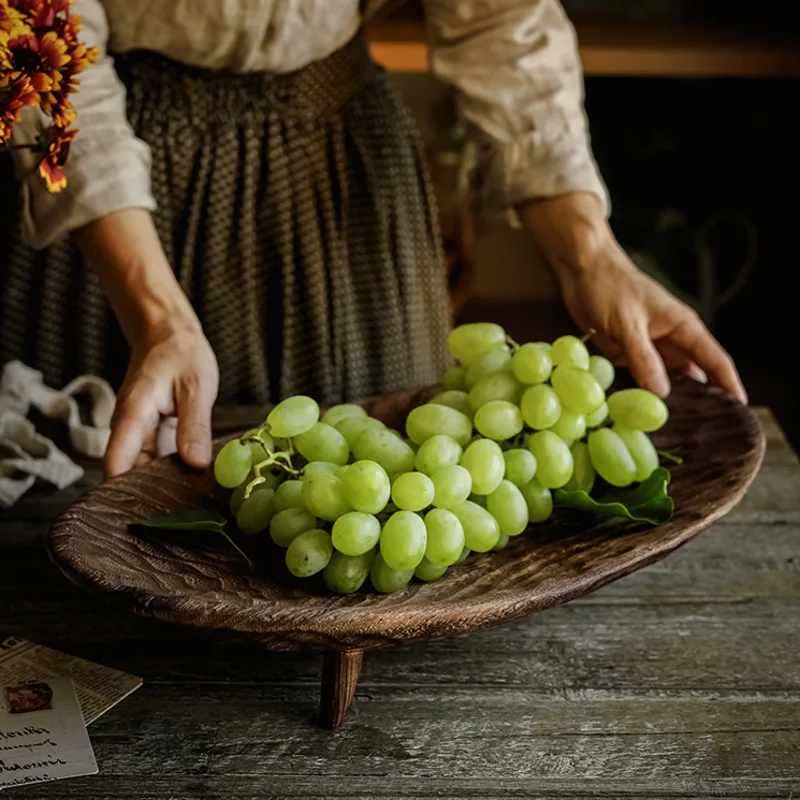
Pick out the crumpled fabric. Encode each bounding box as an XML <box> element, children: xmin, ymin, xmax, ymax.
<box><xmin>0</xmin><ymin>361</ymin><xmax>115</xmax><ymax>509</ymax></box>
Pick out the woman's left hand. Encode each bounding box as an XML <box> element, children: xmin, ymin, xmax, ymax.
<box><xmin>518</xmin><ymin>193</ymin><xmax>747</xmax><ymax>404</ymax></box>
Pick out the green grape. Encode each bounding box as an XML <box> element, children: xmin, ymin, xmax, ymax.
<box><xmin>430</xmin><ymin>390</ymin><xmax>474</xmax><ymax>421</ymax></box>
<box><xmin>267</xmin><ymin>395</ymin><xmax>320</xmax><ymax>438</ymax></box>
<box><xmin>468</xmin><ymin>372</ymin><xmax>524</xmax><ymax>410</ymax></box>
<box><xmin>236</xmin><ymin>486</ymin><xmax>277</xmax><ymax>534</ymax></box>
<box><xmin>503</xmin><ymin>448</ymin><xmax>537</xmax><ymax>487</ymax></box>
<box><xmin>520</xmin><ymin>384</ymin><xmax>562</xmax><ymax>430</ymax></box>
<box><xmin>585</xmin><ymin>402</ymin><xmax>609</xmax><ymax>429</ymax></box>
<box><xmin>613</xmin><ymin>424</ymin><xmax>659</xmax><ymax>482</ymax></box>
<box><xmin>229</xmin><ymin>481</ymin><xmax>249</xmax><ymax>516</ymax></box>
<box><xmin>587</xmin><ymin>428</ymin><xmax>637</xmax><ymax>487</ymax></box>
<box><xmin>285</xmin><ymin>528</ymin><xmax>333</xmax><ymax>578</ymax></box>
<box><xmin>269</xmin><ymin>507</ymin><xmax>317</xmax><ymax>547</ymax></box>
<box><xmin>370</xmin><ymin>551</ymin><xmax>414</xmax><ymax>594</ymax></box>
<box><xmin>423</xmin><ymin>507</ymin><xmax>465</xmax><ymax>566</ymax></box>
<box><xmin>415</xmin><ymin>434</ymin><xmax>462</xmax><ymax>476</ymax></box>
<box><xmin>607</xmin><ymin>389</ymin><xmax>669</xmax><ymax>432</ymax></box>
<box><xmin>451</xmin><ymin>501</ymin><xmax>501</xmax><ymax>552</ymax></box>
<box><xmin>440</xmin><ymin>365</ymin><xmax>467</xmax><ymax>392</ymax></box>
<box><xmin>331</xmin><ymin>511</ymin><xmax>381</xmax><ymax>556</ymax></box>
<box><xmin>550</xmin><ymin>365</ymin><xmax>605</xmax><ymax>415</ymax></box>
<box><xmin>589</xmin><ymin>355</ymin><xmax>615</xmax><ymax>391</ymax></box>
<box><xmin>527</xmin><ymin>430</ymin><xmax>574</xmax><ymax>488</ymax></box>
<box><xmin>473</xmin><ymin>400</ymin><xmax>524</xmax><ymax>441</ymax></box>
<box><xmin>321</xmin><ymin>403</ymin><xmax>367</xmax><ymax>428</ymax></box>
<box><xmin>548</xmin><ymin>409</ymin><xmax>586</xmax><ymax>441</ymax></box>
<box><xmin>323</xmin><ymin>549</ymin><xmax>374</xmax><ymax>594</ymax></box>
<box><xmin>341</xmin><ymin>460</ymin><xmax>391</xmax><ymax>514</ymax></box>
<box><xmin>352</xmin><ymin>426</ymin><xmax>416</xmax><ymax>475</ymax></box>
<box><xmin>380</xmin><ymin>510</ymin><xmax>427</xmax><ymax>571</ymax></box>
<box><xmin>294</xmin><ymin>422</ymin><xmax>349</xmax><ymax>466</ymax></box>
<box><xmin>334</xmin><ymin>464</ymin><xmax>350</xmax><ymax>479</ymax></box>
<box><xmin>406</xmin><ymin>403</ymin><xmax>473</xmax><ymax>447</ymax></box>
<box><xmin>551</xmin><ymin>335</ymin><xmax>590</xmax><ymax>369</ymax></box>
<box><xmin>491</xmin><ymin>533</ymin><xmax>510</xmax><ymax>551</ymax></box>
<box><xmin>391</xmin><ymin>471</ymin><xmax>435</xmax><ymax>512</ymax></box>
<box><xmin>486</xmin><ymin>480</ymin><xmax>529</xmax><ymax>536</ymax></box>
<box><xmin>465</xmin><ymin>347</ymin><xmax>512</xmax><ymax>389</ymax></box>
<box><xmin>564</xmin><ymin>441</ymin><xmax>596</xmax><ymax>494</ymax></box>
<box><xmin>273</xmin><ymin>479</ymin><xmax>304</xmax><ymax>512</ymax></box>
<box><xmin>414</xmin><ymin>557</ymin><xmax>449</xmax><ymax>582</ymax></box>
<box><xmin>460</xmin><ymin>439</ymin><xmax>505</xmax><ymax>495</ymax></box>
<box><xmin>431</xmin><ymin>464</ymin><xmax>472</xmax><ymax>509</ymax></box>
<box><xmin>456</xmin><ymin>546</ymin><xmax>471</xmax><ymax>563</ymax></box>
<box><xmin>511</xmin><ymin>342</ymin><xmax>552</xmax><ymax>385</ymax></box>
<box><xmin>431</xmin><ymin>391</ymin><xmax>473</xmax><ymax>423</ymax></box>
<box><xmin>301</xmin><ymin>473</ymin><xmax>352</xmax><ymax>521</ymax></box>
<box><xmin>519</xmin><ymin>477</ymin><xmax>553</xmax><ymax>522</ymax></box>
<box><xmin>301</xmin><ymin>461</ymin><xmax>339</xmax><ymax>479</ymax></box>
<box><xmin>446</xmin><ymin>322</ymin><xmax>507</xmax><ymax>366</ymax></box>
<box><xmin>214</xmin><ymin>439</ymin><xmax>252</xmax><ymax>488</ymax></box>
<box><xmin>335</xmin><ymin>415</ymin><xmax>384</xmax><ymax>449</ymax></box>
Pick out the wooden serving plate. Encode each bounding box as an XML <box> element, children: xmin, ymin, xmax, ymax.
<box><xmin>48</xmin><ymin>377</ymin><xmax>765</xmax><ymax>727</ymax></box>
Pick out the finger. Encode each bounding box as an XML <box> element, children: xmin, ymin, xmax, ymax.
<box><xmin>175</xmin><ymin>372</ymin><xmax>215</xmax><ymax>469</ymax></box>
<box><xmin>621</xmin><ymin>320</ymin><xmax>671</xmax><ymax>398</ymax></box>
<box><xmin>157</xmin><ymin>416</ymin><xmax>178</xmax><ymax>457</ymax></box>
<box><xmin>104</xmin><ymin>390</ymin><xmax>160</xmax><ymax>478</ymax></box>
<box><xmin>670</xmin><ymin>316</ymin><xmax>748</xmax><ymax>404</ymax></box>
<box><xmin>654</xmin><ymin>341</ymin><xmax>707</xmax><ymax>384</ymax></box>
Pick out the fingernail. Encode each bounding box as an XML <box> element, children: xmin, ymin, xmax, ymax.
<box><xmin>186</xmin><ymin>443</ymin><xmax>209</xmax><ymax>466</ymax></box>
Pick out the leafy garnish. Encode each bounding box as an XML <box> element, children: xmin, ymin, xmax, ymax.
<box><xmin>554</xmin><ymin>467</ymin><xmax>674</xmax><ymax>525</ymax></box>
<box><xmin>132</xmin><ymin>508</ymin><xmax>253</xmax><ymax>569</ymax></box>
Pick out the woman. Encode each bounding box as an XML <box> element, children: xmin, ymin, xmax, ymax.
<box><xmin>1</xmin><ymin>0</ymin><xmax>746</xmax><ymax>478</ymax></box>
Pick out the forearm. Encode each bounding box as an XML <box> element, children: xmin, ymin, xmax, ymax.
<box><xmin>72</xmin><ymin>208</ymin><xmax>200</xmax><ymax>346</ymax></box>
<box><xmin>516</xmin><ymin>192</ymin><xmax>617</xmax><ymax>280</ymax></box>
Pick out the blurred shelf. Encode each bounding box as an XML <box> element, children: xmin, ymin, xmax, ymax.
<box><xmin>366</xmin><ymin>20</ymin><xmax>800</xmax><ymax>78</ymax></box>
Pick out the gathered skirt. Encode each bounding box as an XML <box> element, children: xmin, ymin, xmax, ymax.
<box><xmin>0</xmin><ymin>32</ymin><xmax>452</xmax><ymax>405</ymax></box>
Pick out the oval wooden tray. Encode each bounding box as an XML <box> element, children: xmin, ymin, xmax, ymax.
<box><xmin>48</xmin><ymin>376</ymin><xmax>765</xmax><ymax>726</ymax></box>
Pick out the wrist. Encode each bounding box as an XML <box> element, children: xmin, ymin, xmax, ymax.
<box><xmin>517</xmin><ymin>192</ymin><xmax>616</xmax><ymax>280</ymax></box>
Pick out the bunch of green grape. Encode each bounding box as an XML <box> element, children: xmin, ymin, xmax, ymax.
<box><xmin>212</xmin><ymin>322</ymin><xmax>669</xmax><ymax>595</ymax></box>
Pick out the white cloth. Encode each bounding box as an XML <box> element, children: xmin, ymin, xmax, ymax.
<box><xmin>0</xmin><ymin>362</ymin><xmax>115</xmax><ymax>508</ymax></box>
<box><xmin>9</xmin><ymin>0</ymin><xmax>608</xmax><ymax>248</ymax></box>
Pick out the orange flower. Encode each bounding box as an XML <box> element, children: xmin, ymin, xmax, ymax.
<box><xmin>0</xmin><ymin>73</ymin><xmax>38</xmax><ymax>146</ymax></box>
<box><xmin>35</xmin><ymin>123</ymin><xmax>75</xmax><ymax>192</ymax></box>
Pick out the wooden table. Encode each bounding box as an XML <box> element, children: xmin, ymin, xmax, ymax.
<box><xmin>1</xmin><ymin>408</ymin><xmax>798</xmax><ymax>799</ymax></box>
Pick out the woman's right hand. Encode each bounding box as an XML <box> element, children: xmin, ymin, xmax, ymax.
<box><xmin>72</xmin><ymin>208</ymin><xmax>219</xmax><ymax>478</ymax></box>
<box><xmin>104</xmin><ymin>317</ymin><xmax>219</xmax><ymax>478</ymax></box>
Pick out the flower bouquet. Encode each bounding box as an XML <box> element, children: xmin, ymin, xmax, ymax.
<box><xmin>1</xmin><ymin>0</ymin><xmax>96</xmax><ymax>191</ymax></box>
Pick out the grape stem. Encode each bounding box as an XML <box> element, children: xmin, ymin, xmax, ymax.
<box><xmin>581</xmin><ymin>328</ymin><xmax>597</xmax><ymax>343</ymax></box>
<box><xmin>506</xmin><ymin>335</ymin><xmax>521</xmax><ymax>351</ymax></box>
<box><xmin>657</xmin><ymin>449</ymin><xmax>684</xmax><ymax>465</ymax></box>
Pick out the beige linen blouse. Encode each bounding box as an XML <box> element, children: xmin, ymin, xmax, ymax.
<box><xmin>11</xmin><ymin>0</ymin><xmax>609</xmax><ymax>249</ymax></box>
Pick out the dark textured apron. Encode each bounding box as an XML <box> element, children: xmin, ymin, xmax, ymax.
<box><xmin>0</xmin><ymin>32</ymin><xmax>452</xmax><ymax>405</ymax></box>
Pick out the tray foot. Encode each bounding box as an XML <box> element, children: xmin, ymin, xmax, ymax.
<box><xmin>319</xmin><ymin>649</ymin><xmax>363</xmax><ymax>728</ymax></box>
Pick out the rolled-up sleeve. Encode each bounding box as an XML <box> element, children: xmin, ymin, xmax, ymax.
<box><xmin>424</xmin><ymin>0</ymin><xmax>610</xmax><ymax>221</ymax></box>
<box><xmin>10</xmin><ymin>0</ymin><xmax>155</xmax><ymax>249</ymax></box>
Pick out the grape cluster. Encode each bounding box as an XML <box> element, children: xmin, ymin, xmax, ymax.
<box><xmin>212</xmin><ymin>322</ymin><xmax>669</xmax><ymax>594</ymax></box>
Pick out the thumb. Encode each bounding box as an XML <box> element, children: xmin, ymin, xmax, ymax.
<box><xmin>622</xmin><ymin>321</ymin><xmax>670</xmax><ymax>398</ymax></box>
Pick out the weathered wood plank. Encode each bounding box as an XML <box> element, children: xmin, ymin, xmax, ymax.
<box><xmin>5</xmin><ymin>686</ymin><xmax>798</xmax><ymax>799</ymax></box>
<box><xmin>8</xmin><ymin>776</ymin><xmax>800</xmax><ymax>799</ymax></box>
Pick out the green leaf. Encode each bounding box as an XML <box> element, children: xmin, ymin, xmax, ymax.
<box><xmin>132</xmin><ymin>508</ymin><xmax>228</xmax><ymax>531</ymax></box>
<box><xmin>554</xmin><ymin>467</ymin><xmax>674</xmax><ymax>525</ymax></box>
<box><xmin>131</xmin><ymin>508</ymin><xmax>253</xmax><ymax>570</ymax></box>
